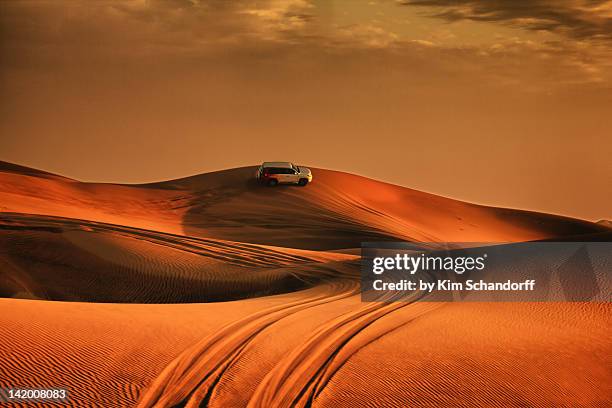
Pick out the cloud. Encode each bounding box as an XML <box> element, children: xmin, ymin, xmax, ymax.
<box><xmin>333</xmin><ymin>24</ymin><xmax>400</xmax><ymax>48</ymax></box>
<box><xmin>400</xmin><ymin>0</ymin><xmax>612</xmax><ymax>42</ymax></box>
<box><xmin>0</xmin><ymin>0</ymin><xmax>317</xmax><ymax>60</ymax></box>
<box><xmin>1</xmin><ymin>0</ymin><xmax>610</xmax><ymax>92</ymax></box>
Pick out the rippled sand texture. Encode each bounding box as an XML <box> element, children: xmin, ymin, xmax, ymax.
<box><xmin>0</xmin><ymin>161</ymin><xmax>610</xmax><ymax>407</ymax></box>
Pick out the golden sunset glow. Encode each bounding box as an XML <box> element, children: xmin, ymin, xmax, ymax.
<box><xmin>1</xmin><ymin>3</ymin><xmax>611</xmax><ymax>407</ymax></box>
<box><xmin>1</xmin><ymin>0</ymin><xmax>610</xmax><ymax>220</ymax></box>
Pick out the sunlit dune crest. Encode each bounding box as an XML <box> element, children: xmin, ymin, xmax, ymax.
<box><xmin>0</xmin><ymin>161</ymin><xmax>606</xmax><ymax>249</ymax></box>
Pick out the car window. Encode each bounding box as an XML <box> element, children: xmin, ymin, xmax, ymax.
<box><xmin>266</xmin><ymin>167</ymin><xmax>294</xmax><ymax>174</ymax></box>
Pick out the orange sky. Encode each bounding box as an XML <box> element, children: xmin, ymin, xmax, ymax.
<box><xmin>1</xmin><ymin>0</ymin><xmax>611</xmax><ymax>221</ymax></box>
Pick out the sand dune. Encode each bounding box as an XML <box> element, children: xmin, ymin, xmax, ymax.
<box><xmin>0</xmin><ymin>213</ymin><xmax>353</xmax><ymax>302</ymax></box>
<box><xmin>1</xmin><ymin>161</ymin><xmax>606</xmax><ymax>249</ymax></box>
<box><xmin>1</xmin><ymin>294</ymin><xmax>608</xmax><ymax>407</ymax></box>
<box><xmin>598</xmin><ymin>219</ymin><xmax>612</xmax><ymax>229</ymax></box>
<box><xmin>0</xmin><ymin>161</ymin><xmax>609</xmax><ymax>407</ymax></box>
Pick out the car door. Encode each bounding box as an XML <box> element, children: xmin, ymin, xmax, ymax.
<box><xmin>272</xmin><ymin>168</ymin><xmax>288</xmax><ymax>183</ymax></box>
<box><xmin>287</xmin><ymin>167</ymin><xmax>299</xmax><ymax>183</ymax></box>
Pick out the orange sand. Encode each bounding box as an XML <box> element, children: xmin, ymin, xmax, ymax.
<box><xmin>0</xmin><ymin>161</ymin><xmax>609</xmax><ymax>407</ymax></box>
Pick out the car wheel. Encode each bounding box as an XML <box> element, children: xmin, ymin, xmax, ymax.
<box><xmin>298</xmin><ymin>178</ymin><xmax>308</xmax><ymax>186</ymax></box>
<box><xmin>267</xmin><ymin>178</ymin><xmax>278</xmax><ymax>187</ymax></box>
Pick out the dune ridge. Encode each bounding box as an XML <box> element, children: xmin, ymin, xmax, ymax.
<box><xmin>1</xmin><ymin>161</ymin><xmax>607</xmax><ymax>249</ymax></box>
<box><xmin>0</xmin><ymin>212</ymin><xmax>354</xmax><ymax>302</ymax></box>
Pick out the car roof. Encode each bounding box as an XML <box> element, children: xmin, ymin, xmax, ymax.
<box><xmin>262</xmin><ymin>162</ymin><xmax>293</xmax><ymax>168</ymax></box>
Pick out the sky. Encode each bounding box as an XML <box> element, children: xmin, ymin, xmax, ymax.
<box><xmin>1</xmin><ymin>0</ymin><xmax>611</xmax><ymax>221</ymax></box>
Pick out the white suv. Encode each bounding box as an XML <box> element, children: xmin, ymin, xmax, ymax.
<box><xmin>256</xmin><ymin>162</ymin><xmax>313</xmax><ymax>186</ymax></box>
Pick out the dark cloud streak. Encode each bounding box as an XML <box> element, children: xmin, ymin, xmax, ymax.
<box><xmin>401</xmin><ymin>0</ymin><xmax>612</xmax><ymax>42</ymax></box>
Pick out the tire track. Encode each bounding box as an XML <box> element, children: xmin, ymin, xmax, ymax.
<box><xmin>137</xmin><ymin>267</ymin><xmax>439</xmax><ymax>408</ymax></box>
<box><xmin>0</xmin><ymin>212</ymin><xmax>342</xmax><ymax>268</ymax></box>
<box><xmin>247</xmin><ymin>301</ymin><xmax>443</xmax><ymax>407</ymax></box>
<box><xmin>136</xmin><ymin>274</ymin><xmax>359</xmax><ymax>408</ymax></box>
